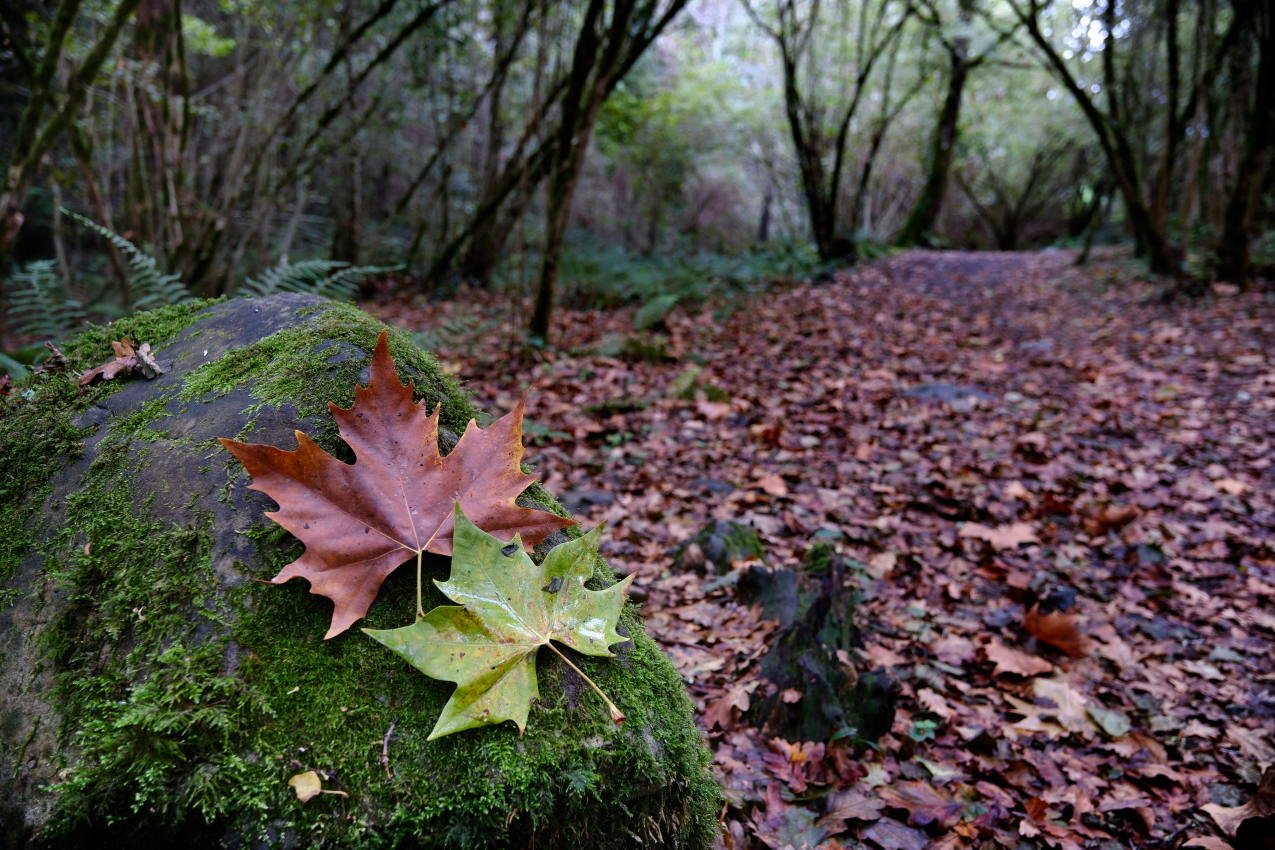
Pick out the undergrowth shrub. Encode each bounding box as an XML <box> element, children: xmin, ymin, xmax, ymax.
<box><xmin>529</xmin><ymin>238</ymin><xmax>820</xmax><ymax>313</ymax></box>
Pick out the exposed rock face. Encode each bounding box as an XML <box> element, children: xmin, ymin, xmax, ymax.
<box><xmin>0</xmin><ymin>295</ymin><xmax>718</xmax><ymax>849</ymax></box>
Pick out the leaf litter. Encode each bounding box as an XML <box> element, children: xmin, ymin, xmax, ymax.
<box><xmin>369</xmin><ymin>250</ymin><xmax>1274</xmax><ymax>848</ymax></box>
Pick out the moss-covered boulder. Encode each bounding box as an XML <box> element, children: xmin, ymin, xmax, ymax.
<box><xmin>0</xmin><ymin>295</ymin><xmax>718</xmax><ymax>849</ymax></box>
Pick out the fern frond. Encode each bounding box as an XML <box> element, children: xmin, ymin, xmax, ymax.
<box><xmin>63</xmin><ymin>210</ymin><xmax>193</xmax><ymax>309</ymax></box>
<box><xmin>239</xmin><ymin>259</ymin><xmax>400</xmax><ymax>302</ymax></box>
<box><xmin>3</xmin><ymin>258</ymin><xmax>87</xmax><ymax>339</ymax></box>
<box><xmin>411</xmin><ymin>313</ymin><xmax>486</xmax><ymax>353</ymax></box>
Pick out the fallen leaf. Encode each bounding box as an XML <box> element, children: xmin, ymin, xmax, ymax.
<box><xmin>1081</xmin><ymin>504</ymin><xmax>1140</xmax><ymax>536</ymax></box>
<box><xmin>1031</xmin><ymin>674</ymin><xmax>1095</xmax><ymax>736</ymax></box>
<box><xmin>1202</xmin><ymin>765</ymin><xmax>1275</xmax><ymax>838</ymax></box>
<box><xmin>288</xmin><ymin>770</ymin><xmax>323</xmax><ymax>802</ymax></box>
<box><xmin>221</xmin><ymin>331</ymin><xmax>575</xmax><ymax>638</ymax></box>
<box><xmin>958</xmin><ymin>522</ymin><xmax>1038</xmax><ymax>549</ymax></box>
<box><xmin>1214</xmin><ymin>478</ymin><xmax>1249</xmax><ymax>495</ymax></box>
<box><xmin>364</xmin><ymin>505</ymin><xmax>631</xmax><ymax>738</ymax></box>
<box><xmin>860</xmin><ymin>816</ymin><xmax>930</xmax><ymax>850</ymax></box>
<box><xmin>287</xmin><ymin>770</ymin><xmax>347</xmax><ymax>802</ymax></box>
<box><xmin>877</xmin><ymin>780</ymin><xmax>964</xmax><ymax>828</ymax></box>
<box><xmin>756</xmin><ymin>473</ymin><xmax>788</xmax><ymax>496</ymax></box>
<box><xmin>1024</xmin><ymin>603</ymin><xmax>1093</xmax><ymax>658</ymax></box>
<box><xmin>984</xmin><ymin>640</ymin><xmax>1053</xmax><ymax>676</ymax></box>
<box><xmin>77</xmin><ymin>338</ymin><xmax>165</xmax><ymax>387</ymax></box>
<box><xmin>1086</xmin><ymin>705</ymin><xmax>1132</xmax><ymax>738</ymax></box>
<box><xmin>818</xmin><ymin>789</ymin><xmax>886</xmax><ymax>826</ymax></box>
<box><xmin>751</xmin><ymin>782</ymin><xmax>834</xmax><ymax>849</ymax></box>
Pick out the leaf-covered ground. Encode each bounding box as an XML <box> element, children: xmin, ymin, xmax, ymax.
<box><xmin>369</xmin><ymin>249</ymin><xmax>1274</xmax><ymax>849</ymax></box>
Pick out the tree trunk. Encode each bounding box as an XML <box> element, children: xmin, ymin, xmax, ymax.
<box><xmin>0</xmin><ymin>0</ymin><xmax>141</xmax><ymax>267</ymax></box>
<box><xmin>897</xmin><ymin>37</ymin><xmax>970</xmax><ymax>247</ymax></box>
<box><xmin>1213</xmin><ymin>5</ymin><xmax>1273</xmax><ymax>284</ymax></box>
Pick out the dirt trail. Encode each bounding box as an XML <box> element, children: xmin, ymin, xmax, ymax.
<box><xmin>374</xmin><ymin>248</ymin><xmax>1275</xmax><ymax>848</ymax></box>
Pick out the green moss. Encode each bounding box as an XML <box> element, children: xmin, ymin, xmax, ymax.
<box><xmin>7</xmin><ymin>297</ymin><xmax>719</xmax><ymax>849</ymax></box>
<box><xmin>0</xmin><ymin>299</ymin><xmax>216</xmax><ymax>592</ymax></box>
<box><xmin>175</xmin><ymin>301</ymin><xmax>476</xmax><ymax>434</ymax></box>
<box><xmin>58</xmin><ymin>298</ymin><xmax>222</xmax><ymax>367</ymax></box>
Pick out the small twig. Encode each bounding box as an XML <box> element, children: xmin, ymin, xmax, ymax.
<box><xmin>381</xmin><ymin>719</ymin><xmax>397</xmax><ymax>779</ymax></box>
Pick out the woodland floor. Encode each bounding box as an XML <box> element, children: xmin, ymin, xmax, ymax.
<box><xmin>372</xmin><ymin>248</ymin><xmax>1275</xmax><ymax>850</ymax></box>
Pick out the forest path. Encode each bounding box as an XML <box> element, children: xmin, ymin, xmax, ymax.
<box><xmin>371</xmin><ymin>248</ymin><xmax>1274</xmax><ymax>847</ymax></box>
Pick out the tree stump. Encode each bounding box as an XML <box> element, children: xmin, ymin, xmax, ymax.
<box><xmin>740</xmin><ymin>543</ymin><xmax>898</xmax><ymax>743</ymax></box>
<box><xmin>0</xmin><ymin>295</ymin><xmax>718</xmax><ymax>849</ymax></box>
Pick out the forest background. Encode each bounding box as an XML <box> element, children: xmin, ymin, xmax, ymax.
<box><xmin>0</xmin><ymin>0</ymin><xmax>1271</xmax><ymax>349</ymax></box>
<box><xmin>2</xmin><ymin>3</ymin><xmax>1274</xmax><ymax>848</ymax></box>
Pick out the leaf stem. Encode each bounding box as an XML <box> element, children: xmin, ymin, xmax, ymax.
<box><xmin>546</xmin><ymin>642</ymin><xmax>626</xmax><ymax>724</ymax></box>
<box><xmin>414</xmin><ymin>514</ymin><xmax>451</xmax><ymax>621</ymax></box>
<box><xmin>414</xmin><ymin>549</ymin><xmax>425</xmax><ymax>621</ymax></box>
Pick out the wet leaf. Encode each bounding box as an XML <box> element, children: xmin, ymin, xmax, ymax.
<box><xmin>364</xmin><ymin>505</ymin><xmax>631</xmax><ymax>739</ymax></box>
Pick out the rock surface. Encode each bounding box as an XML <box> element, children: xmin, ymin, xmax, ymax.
<box><xmin>0</xmin><ymin>295</ymin><xmax>718</xmax><ymax>849</ymax></box>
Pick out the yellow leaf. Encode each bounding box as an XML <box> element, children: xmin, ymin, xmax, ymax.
<box><xmin>288</xmin><ymin>770</ymin><xmax>323</xmax><ymax>803</ymax></box>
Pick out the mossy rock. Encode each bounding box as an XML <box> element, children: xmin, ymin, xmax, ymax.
<box><xmin>0</xmin><ymin>295</ymin><xmax>719</xmax><ymax>849</ymax></box>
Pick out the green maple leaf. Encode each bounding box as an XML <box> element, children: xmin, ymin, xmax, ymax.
<box><xmin>364</xmin><ymin>504</ymin><xmax>633</xmax><ymax>739</ymax></box>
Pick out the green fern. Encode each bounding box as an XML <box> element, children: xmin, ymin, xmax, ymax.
<box><xmin>411</xmin><ymin>313</ymin><xmax>487</xmax><ymax>353</ymax></box>
<box><xmin>64</xmin><ymin>210</ymin><xmax>193</xmax><ymax>309</ymax></box>
<box><xmin>3</xmin><ymin>258</ymin><xmax>87</xmax><ymax>339</ymax></box>
<box><xmin>239</xmin><ymin>258</ymin><xmax>399</xmax><ymax>302</ymax></box>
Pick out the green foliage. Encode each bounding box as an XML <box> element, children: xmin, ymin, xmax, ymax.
<box><xmin>365</xmin><ymin>510</ymin><xmax>631</xmax><ymax>740</ymax></box>
<box><xmin>239</xmin><ymin>258</ymin><xmax>399</xmax><ymax>302</ymax></box>
<box><xmin>181</xmin><ymin>14</ymin><xmax>235</xmax><ymax>57</ymax></box>
<box><xmin>553</xmin><ymin>239</ymin><xmax>820</xmax><ymax>321</ymax></box>
<box><xmin>53</xmin><ymin>642</ymin><xmax>271</xmax><ymax>825</ymax></box>
<box><xmin>65</xmin><ymin>211</ymin><xmax>195</xmax><ymax>310</ymax></box>
<box><xmin>3</xmin><ymin>258</ymin><xmax>86</xmax><ymax>340</ymax></box>
<box><xmin>411</xmin><ymin>313</ymin><xmax>488</xmax><ymax>354</ymax></box>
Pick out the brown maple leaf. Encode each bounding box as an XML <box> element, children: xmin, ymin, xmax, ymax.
<box><xmin>221</xmin><ymin>330</ymin><xmax>575</xmax><ymax>638</ymax></box>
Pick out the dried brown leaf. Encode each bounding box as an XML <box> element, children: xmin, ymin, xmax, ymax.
<box><xmin>984</xmin><ymin>640</ymin><xmax>1053</xmax><ymax>676</ymax></box>
<box><xmin>1024</xmin><ymin>603</ymin><xmax>1093</xmax><ymax>658</ymax></box>
<box><xmin>958</xmin><ymin>521</ymin><xmax>1038</xmax><ymax>549</ymax></box>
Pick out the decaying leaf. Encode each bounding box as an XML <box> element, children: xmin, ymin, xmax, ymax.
<box><xmin>221</xmin><ymin>331</ymin><xmax>575</xmax><ymax>638</ymax></box>
<box><xmin>78</xmin><ymin>338</ymin><xmax>164</xmax><ymax>388</ymax></box>
<box><xmin>1024</xmin><ymin>602</ymin><xmax>1093</xmax><ymax>658</ymax></box>
<box><xmin>287</xmin><ymin>769</ymin><xmax>348</xmax><ymax>802</ymax></box>
<box><xmin>1202</xmin><ymin>765</ymin><xmax>1275</xmax><ymax>840</ymax></box>
<box><xmin>364</xmin><ymin>505</ymin><xmax>631</xmax><ymax>739</ymax></box>
<box><xmin>1081</xmin><ymin>504</ymin><xmax>1140</xmax><ymax>536</ymax></box>
<box><xmin>1087</xmin><ymin>705</ymin><xmax>1131</xmax><ymax>738</ymax></box>
<box><xmin>958</xmin><ymin>521</ymin><xmax>1038</xmax><ymax>549</ymax></box>
<box><xmin>983</xmin><ymin>640</ymin><xmax>1053</xmax><ymax>677</ymax></box>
